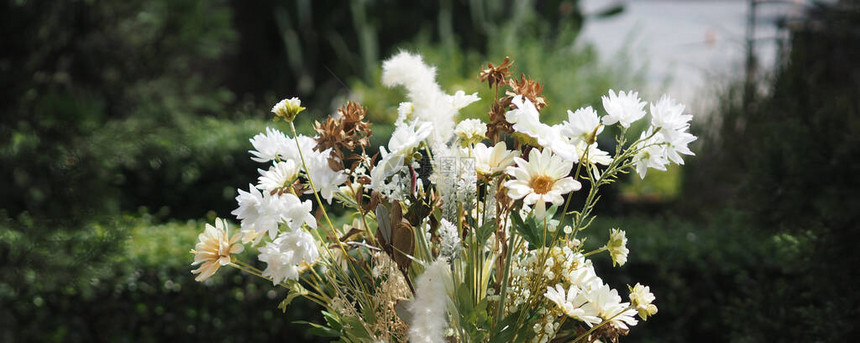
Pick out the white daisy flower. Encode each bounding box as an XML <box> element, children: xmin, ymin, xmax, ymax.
<box><xmin>280</xmin><ymin>192</ymin><xmax>317</xmax><ymax>231</ymax></box>
<box><xmin>583</xmin><ymin>282</ymin><xmax>639</xmax><ymax>330</ymax></box>
<box><xmin>231</xmin><ymin>184</ymin><xmax>284</xmax><ymax>243</ymax></box>
<box><xmin>301</xmin><ymin>152</ymin><xmax>348</xmax><ymax>204</ymax></box>
<box><xmin>454</xmin><ymin>118</ymin><xmax>487</xmax><ymax>145</ymax></box>
<box><xmin>249</xmin><ymin>127</ymin><xmax>291</xmax><ymax>163</ymax></box>
<box><xmin>472</xmin><ymin>142</ymin><xmax>520</xmax><ymax>176</ymax></box>
<box><xmin>447</xmin><ymin>90</ymin><xmax>481</xmax><ymax>110</ymax></box>
<box><xmin>388</xmin><ymin>120</ymin><xmax>433</xmax><ymax>158</ymax></box>
<box><xmin>504</xmin><ymin>148</ymin><xmax>581</xmax><ymax>217</ymax></box>
<box><xmin>649</xmin><ymin>95</ymin><xmax>692</xmax><ymax>141</ymax></box>
<box><xmin>506</xmin><ymin>95</ymin><xmax>561</xmax><ymax>148</ymax></box>
<box><xmin>257</xmin><ymin>160</ymin><xmax>300</xmax><ymax>193</ymax></box>
<box><xmin>633</xmin><ymin>128</ymin><xmax>669</xmax><ymax>179</ymax></box>
<box><xmin>544</xmin><ymin>284</ymin><xmax>602</xmax><ymax>326</ymax></box>
<box><xmin>561</xmin><ymin>106</ymin><xmax>604</xmax><ymax>145</ymax></box>
<box><xmin>601</xmin><ymin>90</ymin><xmax>647</xmax><ymax>128</ymax></box>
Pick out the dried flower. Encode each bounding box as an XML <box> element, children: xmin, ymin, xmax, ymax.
<box><xmin>479</xmin><ymin>56</ymin><xmax>514</xmax><ymax>89</ymax></box>
<box><xmin>507</xmin><ymin>74</ymin><xmax>547</xmax><ymax>110</ymax></box>
<box><xmin>190</xmin><ymin>218</ymin><xmax>244</xmax><ymax>282</ymax></box>
<box><xmin>314</xmin><ymin>101</ymin><xmax>373</xmax><ymax>169</ymax></box>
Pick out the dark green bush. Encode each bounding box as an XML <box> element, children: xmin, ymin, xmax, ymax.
<box><xmin>0</xmin><ymin>214</ymin><xmax>323</xmax><ymax>342</ymax></box>
<box><xmin>676</xmin><ymin>1</ymin><xmax>860</xmax><ymax>340</ymax></box>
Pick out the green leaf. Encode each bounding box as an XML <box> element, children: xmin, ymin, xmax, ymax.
<box><xmin>512</xmin><ymin>210</ymin><xmax>542</xmax><ymax>250</ymax></box>
<box><xmin>278</xmin><ymin>280</ymin><xmax>309</xmax><ymax>312</ymax></box>
<box><xmin>476</xmin><ymin>219</ymin><xmax>496</xmax><ymax>245</ymax></box>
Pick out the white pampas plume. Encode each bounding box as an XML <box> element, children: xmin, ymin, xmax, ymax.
<box><xmin>409</xmin><ymin>258</ymin><xmax>451</xmax><ymax>343</ymax></box>
<box><xmin>382</xmin><ymin>51</ymin><xmax>479</xmax><ymax>145</ymax></box>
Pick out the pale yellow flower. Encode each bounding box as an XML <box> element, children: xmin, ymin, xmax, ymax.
<box><xmin>473</xmin><ymin>142</ymin><xmax>520</xmax><ymax>176</ymax></box>
<box><xmin>629</xmin><ymin>283</ymin><xmax>658</xmax><ymax>320</ymax></box>
<box><xmin>190</xmin><ymin>218</ymin><xmax>244</xmax><ymax>282</ymax></box>
<box><xmin>607</xmin><ymin>228</ymin><xmax>629</xmax><ymax>267</ymax></box>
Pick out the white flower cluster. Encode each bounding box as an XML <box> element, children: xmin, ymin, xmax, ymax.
<box><xmin>258</xmin><ymin>230</ymin><xmax>319</xmax><ymax>285</ymax></box>
<box><xmin>192</xmin><ymin>52</ymin><xmax>689</xmax><ymax>343</ymax></box>
<box><xmin>633</xmin><ymin>95</ymin><xmax>697</xmax><ymax>178</ymax></box>
<box><xmin>505</xmin><ymin>90</ymin><xmax>695</xmax><ymax>179</ymax></box>
<box><xmin>233</xmin><ymin>122</ymin><xmax>350</xmax><ymax>282</ymax></box>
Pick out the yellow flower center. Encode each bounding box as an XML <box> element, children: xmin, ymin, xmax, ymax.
<box><xmin>530</xmin><ymin>175</ymin><xmax>555</xmax><ymax>194</ymax></box>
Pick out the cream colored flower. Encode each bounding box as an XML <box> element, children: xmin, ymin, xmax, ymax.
<box><xmin>472</xmin><ymin>142</ymin><xmax>519</xmax><ymax>175</ymax></box>
<box><xmin>583</xmin><ymin>282</ymin><xmax>638</xmax><ymax>330</ymax></box>
<box><xmin>190</xmin><ymin>218</ymin><xmax>244</xmax><ymax>282</ymax></box>
<box><xmin>607</xmin><ymin>228</ymin><xmax>629</xmax><ymax>267</ymax></box>
<box><xmin>454</xmin><ymin>118</ymin><xmax>487</xmax><ymax>146</ymax></box>
<box><xmin>544</xmin><ymin>284</ymin><xmax>601</xmax><ymax>325</ymax></box>
<box><xmin>257</xmin><ymin>160</ymin><xmax>299</xmax><ymax>194</ymax></box>
<box><xmin>629</xmin><ymin>283</ymin><xmax>658</xmax><ymax>320</ymax></box>
<box><xmin>504</xmin><ymin>148</ymin><xmax>581</xmax><ymax>217</ymax></box>
<box><xmin>271</xmin><ymin>97</ymin><xmax>305</xmax><ymax>122</ymax></box>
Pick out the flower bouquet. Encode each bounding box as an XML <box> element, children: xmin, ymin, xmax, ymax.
<box><xmin>191</xmin><ymin>52</ymin><xmax>695</xmax><ymax>342</ymax></box>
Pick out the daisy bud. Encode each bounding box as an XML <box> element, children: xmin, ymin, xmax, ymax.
<box><xmin>607</xmin><ymin>228</ymin><xmax>629</xmax><ymax>267</ymax></box>
<box><xmin>272</xmin><ymin>97</ymin><xmax>306</xmax><ymax>122</ymax></box>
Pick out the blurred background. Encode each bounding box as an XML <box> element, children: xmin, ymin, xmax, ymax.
<box><xmin>1</xmin><ymin>0</ymin><xmax>858</xmax><ymax>341</ymax></box>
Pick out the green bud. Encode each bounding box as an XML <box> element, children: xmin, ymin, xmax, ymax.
<box><xmin>271</xmin><ymin>97</ymin><xmax>306</xmax><ymax>122</ymax></box>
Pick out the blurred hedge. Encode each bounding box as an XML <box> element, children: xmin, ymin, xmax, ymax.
<box><xmin>0</xmin><ymin>213</ymin><xmax>323</xmax><ymax>342</ymax></box>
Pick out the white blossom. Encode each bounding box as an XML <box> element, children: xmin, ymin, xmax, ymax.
<box><xmin>504</xmin><ymin>148</ymin><xmax>581</xmax><ymax>218</ymax></box>
<box><xmin>601</xmin><ymin>90</ymin><xmax>646</xmax><ymax>128</ymax></box>
<box><xmin>629</xmin><ymin>283</ymin><xmax>658</xmax><ymax>320</ymax></box>
<box><xmin>506</xmin><ymin>95</ymin><xmax>561</xmax><ymax>149</ymax></box>
<box><xmin>582</xmin><ymin>282</ymin><xmax>639</xmax><ymax>330</ymax></box>
<box><xmin>232</xmin><ymin>185</ymin><xmax>316</xmax><ymax>244</ymax></box>
<box><xmin>633</xmin><ymin>128</ymin><xmax>669</xmax><ymax>179</ymax></box>
<box><xmin>561</xmin><ymin>106</ymin><xmax>604</xmax><ymax>145</ymax></box>
<box><xmin>544</xmin><ymin>284</ymin><xmax>601</xmax><ymax>326</ymax></box>
<box><xmin>258</xmin><ymin>230</ymin><xmax>319</xmax><ymax>285</ymax></box>
<box><xmin>472</xmin><ymin>142</ymin><xmax>520</xmax><ymax>176</ymax></box>
<box><xmin>232</xmin><ymin>185</ymin><xmax>283</xmax><ymax>243</ymax></box>
<box><xmin>301</xmin><ymin>152</ymin><xmax>348</xmax><ymax>204</ymax></box>
<box><xmin>249</xmin><ymin>127</ymin><xmax>291</xmax><ymax>163</ymax></box>
<box><xmin>607</xmin><ymin>228</ymin><xmax>629</xmax><ymax>267</ymax></box>
<box><xmin>453</xmin><ymin>118</ymin><xmax>487</xmax><ymax>145</ymax></box>
<box><xmin>257</xmin><ymin>160</ymin><xmax>299</xmax><ymax>193</ymax></box>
